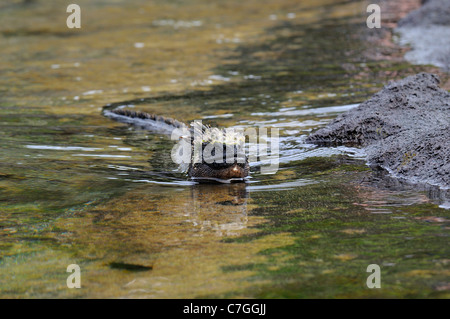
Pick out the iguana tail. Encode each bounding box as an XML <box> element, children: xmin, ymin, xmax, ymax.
<box><xmin>103</xmin><ymin>108</ymin><xmax>187</xmax><ymax>135</ymax></box>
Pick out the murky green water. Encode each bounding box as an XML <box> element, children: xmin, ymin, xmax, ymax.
<box><xmin>0</xmin><ymin>0</ymin><xmax>448</xmax><ymax>298</ymax></box>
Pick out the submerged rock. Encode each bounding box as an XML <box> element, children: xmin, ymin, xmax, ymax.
<box><xmin>306</xmin><ymin>73</ymin><xmax>450</xmax><ymax>189</ymax></box>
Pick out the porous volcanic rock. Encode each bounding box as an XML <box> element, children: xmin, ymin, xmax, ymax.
<box><xmin>306</xmin><ymin>73</ymin><xmax>450</xmax><ymax>188</ymax></box>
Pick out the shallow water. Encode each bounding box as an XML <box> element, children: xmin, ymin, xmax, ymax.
<box><xmin>0</xmin><ymin>0</ymin><xmax>449</xmax><ymax>298</ymax></box>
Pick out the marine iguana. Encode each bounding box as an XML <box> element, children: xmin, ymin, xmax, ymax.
<box><xmin>103</xmin><ymin>107</ymin><xmax>249</xmax><ymax>182</ymax></box>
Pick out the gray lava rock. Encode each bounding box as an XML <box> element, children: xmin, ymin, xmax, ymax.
<box><xmin>396</xmin><ymin>0</ymin><xmax>450</xmax><ymax>71</ymax></box>
<box><xmin>398</xmin><ymin>0</ymin><xmax>450</xmax><ymax>27</ymax></box>
<box><xmin>306</xmin><ymin>73</ymin><xmax>450</xmax><ymax>189</ymax></box>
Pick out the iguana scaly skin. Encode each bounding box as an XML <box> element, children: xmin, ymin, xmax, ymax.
<box><xmin>103</xmin><ymin>108</ymin><xmax>249</xmax><ymax>182</ymax></box>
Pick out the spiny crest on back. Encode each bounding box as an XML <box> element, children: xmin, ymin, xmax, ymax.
<box><xmin>190</xmin><ymin>121</ymin><xmax>245</xmax><ymax>146</ymax></box>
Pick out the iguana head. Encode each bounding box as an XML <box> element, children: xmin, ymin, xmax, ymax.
<box><xmin>178</xmin><ymin>123</ymin><xmax>249</xmax><ymax>182</ymax></box>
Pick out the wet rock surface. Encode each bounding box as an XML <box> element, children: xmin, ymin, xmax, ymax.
<box><xmin>306</xmin><ymin>73</ymin><xmax>450</xmax><ymax>189</ymax></box>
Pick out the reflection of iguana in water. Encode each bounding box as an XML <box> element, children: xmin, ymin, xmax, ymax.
<box><xmin>103</xmin><ymin>108</ymin><xmax>249</xmax><ymax>182</ymax></box>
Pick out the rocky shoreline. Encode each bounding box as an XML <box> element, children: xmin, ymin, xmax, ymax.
<box><xmin>306</xmin><ymin>1</ymin><xmax>450</xmax><ymax>191</ymax></box>
<box><xmin>306</xmin><ymin>73</ymin><xmax>450</xmax><ymax>189</ymax></box>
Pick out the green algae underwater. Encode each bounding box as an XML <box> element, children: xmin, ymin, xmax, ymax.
<box><xmin>0</xmin><ymin>0</ymin><xmax>449</xmax><ymax>298</ymax></box>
